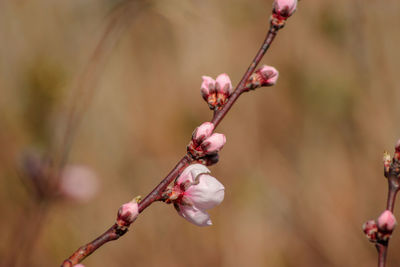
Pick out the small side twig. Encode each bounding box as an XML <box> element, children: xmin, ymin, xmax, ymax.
<box><xmin>364</xmin><ymin>142</ymin><xmax>400</xmax><ymax>267</ymax></box>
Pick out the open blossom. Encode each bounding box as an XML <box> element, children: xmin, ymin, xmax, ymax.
<box><xmin>200</xmin><ymin>73</ymin><xmax>233</xmax><ymax>110</ymax></box>
<box><xmin>273</xmin><ymin>0</ymin><xmax>297</xmax><ymax>18</ymax></box>
<box><xmin>170</xmin><ymin>164</ymin><xmax>224</xmax><ymax>226</ymax></box>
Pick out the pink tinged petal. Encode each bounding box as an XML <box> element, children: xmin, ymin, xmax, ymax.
<box><xmin>186</xmin><ymin>173</ymin><xmax>225</xmax><ymax>210</ymax></box>
<box><xmin>259</xmin><ymin>65</ymin><xmax>279</xmax><ymax>86</ymax></box>
<box><xmin>201</xmin><ymin>76</ymin><xmax>216</xmax><ymax>100</ymax></box>
<box><xmin>73</xmin><ymin>265</ymin><xmax>85</xmax><ymax>267</ymax></box>
<box><xmin>215</xmin><ymin>73</ymin><xmax>233</xmax><ymax>95</ymax></box>
<box><xmin>192</xmin><ymin>122</ymin><xmax>215</xmax><ymax>144</ymax></box>
<box><xmin>201</xmin><ymin>133</ymin><xmax>226</xmax><ymax>154</ymax></box>
<box><xmin>273</xmin><ymin>0</ymin><xmax>297</xmax><ymax>17</ymax></box>
<box><xmin>177</xmin><ymin>164</ymin><xmax>210</xmax><ymax>185</ymax></box>
<box><xmin>377</xmin><ymin>210</ymin><xmax>397</xmax><ymax>232</ymax></box>
<box><xmin>178</xmin><ymin>204</ymin><xmax>212</xmax><ymax>227</ymax></box>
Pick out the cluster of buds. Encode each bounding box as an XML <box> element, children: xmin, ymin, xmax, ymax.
<box><xmin>163</xmin><ymin>164</ymin><xmax>225</xmax><ymax>226</ymax></box>
<box><xmin>244</xmin><ymin>65</ymin><xmax>279</xmax><ymax>91</ymax></box>
<box><xmin>187</xmin><ymin>122</ymin><xmax>226</xmax><ymax>163</ymax></box>
<box><xmin>201</xmin><ymin>74</ymin><xmax>233</xmax><ymax>110</ymax></box>
<box><xmin>363</xmin><ymin>210</ymin><xmax>397</xmax><ymax>243</ymax></box>
<box><xmin>116</xmin><ymin>197</ymin><xmax>140</xmax><ymax>228</ymax></box>
<box><xmin>271</xmin><ymin>0</ymin><xmax>298</xmax><ymax>27</ymax></box>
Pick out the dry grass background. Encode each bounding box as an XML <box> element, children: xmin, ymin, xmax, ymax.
<box><xmin>1</xmin><ymin>0</ymin><xmax>400</xmax><ymax>266</ymax></box>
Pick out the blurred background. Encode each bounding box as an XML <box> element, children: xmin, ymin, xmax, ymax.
<box><xmin>1</xmin><ymin>0</ymin><xmax>400</xmax><ymax>266</ymax></box>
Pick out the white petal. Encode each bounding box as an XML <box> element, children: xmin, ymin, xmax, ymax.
<box><xmin>177</xmin><ymin>164</ymin><xmax>210</xmax><ymax>184</ymax></box>
<box><xmin>186</xmin><ymin>174</ymin><xmax>225</xmax><ymax>210</ymax></box>
<box><xmin>178</xmin><ymin>205</ymin><xmax>212</xmax><ymax>227</ymax></box>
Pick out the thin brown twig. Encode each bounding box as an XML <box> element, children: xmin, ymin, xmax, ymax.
<box><xmin>61</xmin><ymin>18</ymin><xmax>286</xmax><ymax>267</ymax></box>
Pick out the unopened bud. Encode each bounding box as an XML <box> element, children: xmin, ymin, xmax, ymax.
<box><xmin>201</xmin><ymin>133</ymin><xmax>226</xmax><ymax>154</ymax></box>
<box><xmin>383</xmin><ymin>151</ymin><xmax>391</xmax><ymax>175</ymax></box>
<box><xmin>215</xmin><ymin>73</ymin><xmax>233</xmax><ymax>96</ymax></box>
<box><xmin>362</xmin><ymin>220</ymin><xmax>378</xmax><ymax>243</ymax></box>
<box><xmin>117</xmin><ymin>200</ymin><xmax>139</xmax><ymax>227</ymax></box>
<box><xmin>192</xmin><ymin>122</ymin><xmax>214</xmax><ymax>145</ymax></box>
<box><xmin>377</xmin><ymin>210</ymin><xmax>397</xmax><ymax>233</ymax></box>
<box><xmin>201</xmin><ymin>76</ymin><xmax>216</xmax><ymax>101</ymax></box>
<box><xmin>200</xmin><ymin>74</ymin><xmax>233</xmax><ymax>110</ymax></box>
<box><xmin>273</xmin><ymin>0</ymin><xmax>297</xmax><ymax>19</ymax></box>
<box><xmin>246</xmin><ymin>65</ymin><xmax>279</xmax><ymax>90</ymax></box>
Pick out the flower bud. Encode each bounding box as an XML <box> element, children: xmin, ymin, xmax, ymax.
<box><xmin>200</xmin><ymin>73</ymin><xmax>233</xmax><ymax>110</ymax></box>
<box><xmin>117</xmin><ymin>200</ymin><xmax>139</xmax><ymax>227</ymax></box>
<box><xmin>246</xmin><ymin>65</ymin><xmax>279</xmax><ymax>90</ymax></box>
<box><xmin>215</xmin><ymin>73</ymin><xmax>233</xmax><ymax>96</ymax></box>
<box><xmin>192</xmin><ymin>122</ymin><xmax>214</xmax><ymax>145</ymax></box>
<box><xmin>383</xmin><ymin>151</ymin><xmax>391</xmax><ymax>175</ymax></box>
<box><xmin>273</xmin><ymin>0</ymin><xmax>297</xmax><ymax>19</ymax></box>
<box><xmin>377</xmin><ymin>210</ymin><xmax>397</xmax><ymax>232</ymax></box>
<box><xmin>74</xmin><ymin>265</ymin><xmax>85</xmax><ymax>267</ymax></box>
<box><xmin>362</xmin><ymin>220</ymin><xmax>378</xmax><ymax>243</ymax></box>
<box><xmin>201</xmin><ymin>76</ymin><xmax>216</xmax><ymax>101</ymax></box>
<box><xmin>201</xmin><ymin>133</ymin><xmax>226</xmax><ymax>154</ymax></box>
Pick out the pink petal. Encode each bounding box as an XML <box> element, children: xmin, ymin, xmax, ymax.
<box><xmin>377</xmin><ymin>210</ymin><xmax>397</xmax><ymax>232</ymax></box>
<box><xmin>201</xmin><ymin>76</ymin><xmax>216</xmax><ymax>100</ymax></box>
<box><xmin>186</xmin><ymin>173</ymin><xmax>225</xmax><ymax>210</ymax></box>
<box><xmin>259</xmin><ymin>65</ymin><xmax>279</xmax><ymax>86</ymax></box>
<box><xmin>192</xmin><ymin>122</ymin><xmax>214</xmax><ymax>144</ymax></box>
<box><xmin>215</xmin><ymin>73</ymin><xmax>233</xmax><ymax>95</ymax></box>
<box><xmin>178</xmin><ymin>205</ymin><xmax>212</xmax><ymax>226</ymax></box>
<box><xmin>273</xmin><ymin>0</ymin><xmax>297</xmax><ymax>17</ymax></box>
<box><xmin>201</xmin><ymin>133</ymin><xmax>226</xmax><ymax>154</ymax></box>
<box><xmin>176</xmin><ymin>164</ymin><xmax>210</xmax><ymax>185</ymax></box>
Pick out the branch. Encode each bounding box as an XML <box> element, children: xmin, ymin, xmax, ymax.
<box><xmin>60</xmin><ymin>5</ymin><xmax>296</xmax><ymax>266</ymax></box>
<box><xmin>364</xmin><ymin>142</ymin><xmax>400</xmax><ymax>267</ymax></box>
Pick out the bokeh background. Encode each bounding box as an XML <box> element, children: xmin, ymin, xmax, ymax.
<box><xmin>1</xmin><ymin>0</ymin><xmax>400</xmax><ymax>266</ymax></box>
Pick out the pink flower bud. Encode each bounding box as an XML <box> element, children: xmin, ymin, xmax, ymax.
<box><xmin>377</xmin><ymin>210</ymin><xmax>397</xmax><ymax>232</ymax></box>
<box><xmin>117</xmin><ymin>201</ymin><xmax>139</xmax><ymax>227</ymax></box>
<box><xmin>273</xmin><ymin>0</ymin><xmax>297</xmax><ymax>18</ymax></box>
<box><xmin>258</xmin><ymin>65</ymin><xmax>279</xmax><ymax>86</ymax></box>
<box><xmin>215</xmin><ymin>73</ymin><xmax>233</xmax><ymax>96</ymax></box>
<box><xmin>172</xmin><ymin>164</ymin><xmax>225</xmax><ymax>226</ymax></box>
<box><xmin>74</xmin><ymin>265</ymin><xmax>85</xmax><ymax>267</ymax></box>
<box><xmin>362</xmin><ymin>220</ymin><xmax>378</xmax><ymax>242</ymax></box>
<box><xmin>201</xmin><ymin>76</ymin><xmax>216</xmax><ymax>101</ymax></box>
<box><xmin>192</xmin><ymin>122</ymin><xmax>214</xmax><ymax>144</ymax></box>
<box><xmin>201</xmin><ymin>133</ymin><xmax>226</xmax><ymax>154</ymax></box>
